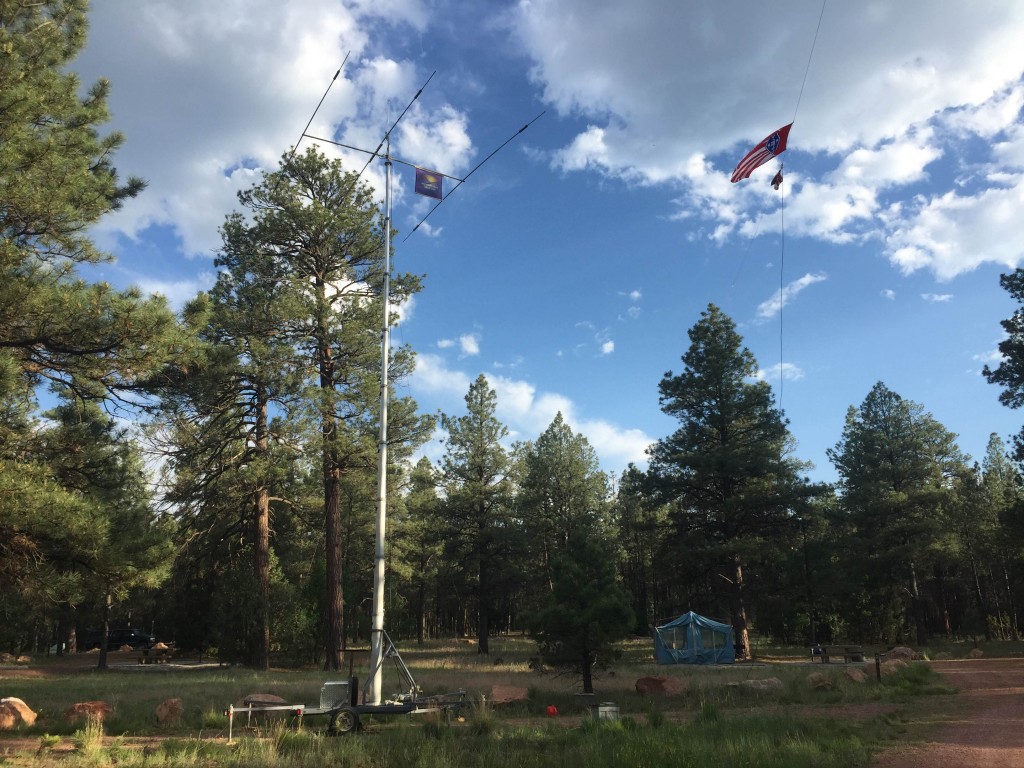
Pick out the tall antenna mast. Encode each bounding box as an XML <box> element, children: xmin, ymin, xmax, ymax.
<box><xmin>299</xmin><ymin>68</ymin><xmax>543</xmax><ymax>708</ymax></box>
<box><xmin>369</xmin><ymin>133</ymin><xmax>393</xmax><ymax>706</ymax></box>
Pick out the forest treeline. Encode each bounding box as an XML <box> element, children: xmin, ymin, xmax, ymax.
<box><xmin>4</xmin><ymin>1</ymin><xmax>1024</xmax><ymax>672</ymax></box>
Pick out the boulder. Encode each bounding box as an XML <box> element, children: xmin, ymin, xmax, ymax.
<box><xmin>886</xmin><ymin>646</ymin><xmax>918</xmax><ymax>661</ymax></box>
<box><xmin>15</xmin><ymin>656</ymin><xmax>30</xmax><ymax>664</ymax></box>
<box><xmin>879</xmin><ymin>659</ymin><xmax>907</xmax><ymax>677</ymax></box>
<box><xmin>65</xmin><ymin>701</ymin><xmax>112</xmax><ymax>724</ymax></box>
<box><xmin>152</xmin><ymin>642</ymin><xmax>169</xmax><ymax>650</ymax></box>
<box><xmin>634</xmin><ymin>676</ymin><xmax>688</xmax><ymax>696</ymax></box>
<box><xmin>844</xmin><ymin>668</ymin><xmax>867</xmax><ymax>683</ymax></box>
<box><xmin>730</xmin><ymin>677</ymin><xmax>784</xmax><ymax>692</ymax></box>
<box><xmin>0</xmin><ymin>653</ymin><xmax>15</xmax><ymax>664</ymax></box>
<box><xmin>156</xmin><ymin>698</ymin><xmax>184</xmax><ymax>725</ymax></box>
<box><xmin>0</xmin><ymin>697</ymin><xmax>37</xmax><ymax>726</ymax></box>
<box><xmin>806</xmin><ymin>671</ymin><xmax>834</xmax><ymax>691</ymax></box>
<box><xmin>488</xmin><ymin>685</ymin><xmax>529</xmax><ymax>706</ymax></box>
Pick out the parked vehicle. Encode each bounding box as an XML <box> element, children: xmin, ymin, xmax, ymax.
<box><xmin>81</xmin><ymin>628</ymin><xmax>156</xmax><ymax>651</ymax></box>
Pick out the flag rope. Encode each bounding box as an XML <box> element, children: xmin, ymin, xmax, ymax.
<box><xmin>792</xmin><ymin>0</ymin><xmax>828</xmax><ymax>126</ymax></box>
<box><xmin>779</xmin><ymin>0</ymin><xmax>826</xmax><ymax>413</ymax></box>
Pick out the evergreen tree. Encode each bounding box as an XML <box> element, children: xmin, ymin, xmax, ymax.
<box><xmin>392</xmin><ymin>457</ymin><xmax>443</xmax><ymax>645</ymax></box>
<box><xmin>0</xmin><ymin>0</ymin><xmax>177</xmax><ymax>640</ymax></box>
<box><xmin>648</xmin><ymin>304</ymin><xmax>812</xmax><ymax>657</ymax></box>
<box><xmin>828</xmin><ymin>382</ymin><xmax>963</xmax><ymax>645</ymax></box>
<box><xmin>981</xmin><ymin>434</ymin><xmax>1023</xmax><ymax>638</ymax></box>
<box><xmin>0</xmin><ymin>0</ymin><xmax>176</xmax><ymax>400</ymax></box>
<box><xmin>39</xmin><ymin>394</ymin><xmax>173</xmax><ymax>668</ymax></box>
<box><xmin>438</xmin><ymin>374</ymin><xmax>513</xmax><ymax>654</ymax></box>
<box><xmin>984</xmin><ymin>270</ymin><xmax>1024</xmax><ymax>462</ymax></box>
<box><xmin>518</xmin><ymin>412</ymin><xmax>610</xmax><ymax>603</ymax></box>
<box><xmin>527</xmin><ymin>529</ymin><xmax>634</xmax><ymax>694</ymax></box>
<box><xmin>611</xmin><ymin>465</ymin><xmax>669</xmax><ymax>633</ymax></box>
<box><xmin>219</xmin><ymin>147</ymin><xmax>428</xmax><ymax>669</ymax></box>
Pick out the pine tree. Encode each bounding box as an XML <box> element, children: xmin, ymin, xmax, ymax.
<box><xmin>648</xmin><ymin>304</ymin><xmax>812</xmax><ymax>657</ymax></box>
<box><xmin>527</xmin><ymin>529</ymin><xmax>634</xmax><ymax>694</ymax></box>
<box><xmin>0</xmin><ymin>0</ymin><xmax>177</xmax><ymax>635</ymax></box>
<box><xmin>0</xmin><ymin>0</ymin><xmax>176</xmax><ymax>399</ymax></box>
<box><xmin>828</xmin><ymin>382</ymin><xmax>963</xmax><ymax>645</ymax></box>
<box><xmin>518</xmin><ymin>413</ymin><xmax>610</xmax><ymax>603</ymax></box>
<box><xmin>439</xmin><ymin>375</ymin><xmax>513</xmax><ymax>654</ymax></box>
<box><xmin>219</xmin><ymin>147</ymin><xmax>428</xmax><ymax>669</ymax></box>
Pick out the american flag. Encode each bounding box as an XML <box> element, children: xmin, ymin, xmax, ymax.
<box><xmin>731</xmin><ymin>123</ymin><xmax>792</xmax><ymax>183</ymax></box>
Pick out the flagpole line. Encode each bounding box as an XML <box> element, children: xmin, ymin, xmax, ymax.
<box><xmin>791</xmin><ymin>0</ymin><xmax>827</xmax><ymax>125</ymax></box>
<box><xmin>779</xmin><ymin>165</ymin><xmax>785</xmax><ymax>412</ymax></box>
<box><xmin>294</xmin><ymin>52</ymin><xmax>350</xmax><ymax>153</ymax></box>
<box><xmin>404</xmin><ymin>110</ymin><xmax>546</xmax><ymax>241</ymax></box>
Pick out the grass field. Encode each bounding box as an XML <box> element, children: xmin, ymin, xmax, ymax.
<box><xmin>0</xmin><ymin>635</ymin><xmax>978</xmax><ymax>767</ymax></box>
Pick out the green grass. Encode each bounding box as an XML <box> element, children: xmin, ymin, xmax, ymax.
<box><xmin>0</xmin><ymin>638</ymin><xmax>960</xmax><ymax>766</ymax></box>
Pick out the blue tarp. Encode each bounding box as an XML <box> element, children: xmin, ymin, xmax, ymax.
<box><xmin>654</xmin><ymin>611</ymin><xmax>735</xmax><ymax>665</ymax></box>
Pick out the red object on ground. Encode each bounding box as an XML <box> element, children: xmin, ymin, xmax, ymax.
<box><xmin>545</xmin><ymin>705</ymin><xmax>558</xmax><ymax>717</ymax></box>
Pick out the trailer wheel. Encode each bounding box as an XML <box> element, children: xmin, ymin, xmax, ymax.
<box><xmin>328</xmin><ymin>707</ymin><xmax>358</xmax><ymax>735</ymax></box>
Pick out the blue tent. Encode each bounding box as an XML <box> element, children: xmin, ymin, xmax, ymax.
<box><xmin>654</xmin><ymin>611</ymin><xmax>735</xmax><ymax>665</ymax></box>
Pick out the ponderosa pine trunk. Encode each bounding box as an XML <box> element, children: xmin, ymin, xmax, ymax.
<box><xmin>252</xmin><ymin>393</ymin><xmax>271</xmax><ymax>671</ymax></box>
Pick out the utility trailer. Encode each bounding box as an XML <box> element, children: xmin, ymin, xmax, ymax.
<box><xmin>226</xmin><ymin>678</ymin><xmax>467</xmax><ymax>738</ymax></box>
<box><xmin>225</xmin><ymin>634</ymin><xmax>466</xmax><ymax>738</ymax></box>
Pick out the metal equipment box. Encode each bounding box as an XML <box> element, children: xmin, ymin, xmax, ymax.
<box><xmin>320</xmin><ymin>681</ymin><xmax>351</xmax><ymax>709</ymax></box>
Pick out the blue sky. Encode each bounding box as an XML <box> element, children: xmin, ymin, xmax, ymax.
<box><xmin>72</xmin><ymin>1</ymin><xmax>1024</xmax><ymax>482</ymax></box>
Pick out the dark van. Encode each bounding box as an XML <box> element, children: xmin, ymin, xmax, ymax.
<box><xmin>81</xmin><ymin>628</ymin><xmax>156</xmax><ymax>651</ymax></box>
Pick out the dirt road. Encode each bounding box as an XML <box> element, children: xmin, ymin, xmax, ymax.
<box><xmin>871</xmin><ymin>658</ymin><xmax>1024</xmax><ymax>768</ymax></box>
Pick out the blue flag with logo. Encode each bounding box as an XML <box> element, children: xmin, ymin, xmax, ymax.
<box><xmin>415</xmin><ymin>168</ymin><xmax>443</xmax><ymax>200</ymax></box>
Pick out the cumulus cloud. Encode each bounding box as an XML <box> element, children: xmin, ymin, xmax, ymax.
<box><xmin>600</xmin><ymin>340</ymin><xmax>615</xmax><ymax>355</ymax></box>
<box><xmin>410</xmin><ymin>356</ymin><xmax>652</xmax><ymax>470</ymax></box>
<box><xmin>881</xmin><ymin>289</ymin><xmax>896</xmax><ymax>300</ymax></box>
<box><xmin>512</xmin><ymin>0</ymin><xmax>1024</xmax><ymax>279</ymax></box>
<box><xmin>75</xmin><ymin>0</ymin><xmax>471</xmax><ymax>259</ymax></box>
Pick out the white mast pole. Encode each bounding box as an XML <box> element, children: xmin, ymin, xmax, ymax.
<box><xmin>368</xmin><ymin>137</ymin><xmax>392</xmax><ymax>706</ymax></box>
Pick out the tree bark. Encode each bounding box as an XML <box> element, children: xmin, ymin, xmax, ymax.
<box><xmin>98</xmin><ymin>591</ymin><xmax>111</xmax><ymax>670</ymax></box>
<box><xmin>731</xmin><ymin>556</ymin><xmax>751</xmax><ymax>659</ymax></box>
<box><xmin>252</xmin><ymin>391</ymin><xmax>271</xmax><ymax>670</ymax></box>
<box><xmin>321</xmin><ymin>337</ymin><xmax>344</xmax><ymax>671</ymax></box>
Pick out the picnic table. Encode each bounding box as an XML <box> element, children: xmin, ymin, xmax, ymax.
<box><xmin>138</xmin><ymin>646</ymin><xmax>173</xmax><ymax>664</ymax></box>
<box><xmin>810</xmin><ymin>645</ymin><xmax>865</xmax><ymax>663</ymax></box>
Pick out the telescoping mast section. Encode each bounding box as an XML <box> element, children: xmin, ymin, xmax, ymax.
<box><xmin>301</xmin><ymin>69</ymin><xmax>542</xmax><ymax>708</ymax></box>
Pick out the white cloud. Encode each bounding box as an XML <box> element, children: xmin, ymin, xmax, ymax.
<box><xmin>886</xmin><ymin>185</ymin><xmax>1024</xmax><ymax>280</ymax></box>
<box><xmin>410</xmin><ymin>356</ymin><xmax>652</xmax><ymax>470</ymax></box>
<box><xmin>600</xmin><ymin>340</ymin><xmax>615</xmax><ymax>355</ymax></box>
<box><xmin>881</xmin><ymin>289</ymin><xmax>896</xmax><ymax>300</ymax></box>
<box><xmin>460</xmin><ymin>334</ymin><xmax>481</xmax><ymax>356</ymax></box>
<box><xmin>921</xmin><ymin>293</ymin><xmax>954</xmax><ymax>303</ymax></box>
<box><xmin>757</xmin><ymin>273</ymin><xmax>827</xmax><ymax>321</ymax></box>
<box><xmin>515</xmin><ymin>1</ymin><xmax>1024</xmax><ymax>173</ymax></box>
<box><xmin>75</xmin><ymin>1</ymin><xmax>472</xmax><ymax>259</ymax></box>
<box><xmin>973</xmin><ymin>348</ymin><xmax>1003</xmax><ymax>365</ymax></box>
<box><xmin>410</xmin><ymin>353</ymin><xmax>470</xmax><ymax>399</ymax></box>
<box><xmin>134</xmin><ymin>275</ymin><xmax>214</xmax><ymax>310</ymax></box>
<box><xmin>512</xmin><ymin>1</ymin><xmax>1024</xmax><ymax>279</ymax></box>
<box><xmin>755</xmin><ymin>362</ymin><xmax>805</xmax><ymax>383</ymax></box>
